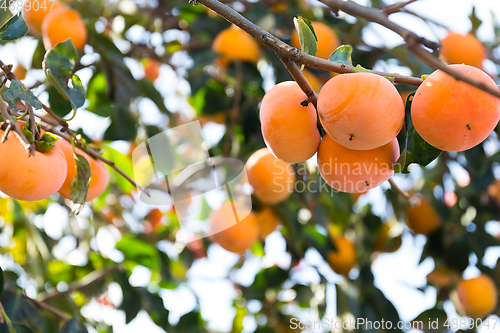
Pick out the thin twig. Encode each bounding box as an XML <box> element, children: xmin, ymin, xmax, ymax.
<box><xmin>318</xmin><ymin>0</ymin><xmax>500</xmax><ymax>99</ymax></box>
<box><xmin>0</xmin><ymin>98</ymin><xmax>32</xmax><ymax>155</ymax></box>
<box><xmin>402</xmin><ymin>9</ymin><xmax>449</xmax><ymax>29</ymax></box>
<box><xmin>23</xmin><ymin>295</ymin><xmax>69</xmax><ymax>321</ymax></box>
<box><xmin>27</xmin><ymin>104</ymin><xmax>39</xmax><ymax>156</ymax></box>
<box><xmin>279</xmin><ymin>56</ymin><xmax>318</xmax><ymax>108</ymax></box>
<box><xmin>39</xmin><ymin>265</ymin><xmax>123</xmax><ymax>302</ymax></box>
<box><xmin>196</xmin><ymin>0</ymin><xmax>423</xmax><ymax>86</ymax></box>
<box><xmin>389</xmin><ymin>178</ymin><xmax>418</xmax><ymax>207</ymax></box>
<box><xmin>39</xmin><ymin>121</ymin><xmax>150</xmax><ymax>196</ymax></box>
<box><xmin>223</xmin><ymin>59</ymin><xmax>243</xmax><ymax>156</ymax></box>
<box><xmin>1</xmin><ymin>123</ymin><xmax>12</xmax><ymax>143</ymax></box>
<box><xmin>382</xmin><ymin>0</ymin><xmax>419</xmax><ymax>15</ymax></box>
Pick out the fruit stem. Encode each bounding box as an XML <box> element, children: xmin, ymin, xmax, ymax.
<box><xmin>388</xmin><ymin>178</ymin><xmax>418</xmax><ymax>207</ymax></box>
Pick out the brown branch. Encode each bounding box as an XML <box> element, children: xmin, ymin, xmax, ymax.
<box><xmin>223</xmin><ymin>59</ymin><xmax>243</xmax><ymax>156</ymax></box>
<box><xmin>27</xmin><ymin>104</ymin><xmax>39</xmax><ymax>156</ymax></box>
<box><xmin>39</xmin><ymin>265</ymin><xmax>123</xmax><ymax>302</ymax></box>
<box><xmin>318</xmin><ymin>0</ymin><xmax>500</xmax><ymax>99</ymax></box>
<box><xmin>195</xmin><ymin>0</ymin><xmax>423</xmax><ymax>86</ymax></box>
<box><xmin>39</xmin><ymin>120</ymin><xmax>150</xmax><ymax>196</ymax></box>
<box><xmin>388</xmin><ymin>178</ymin><xmax>418</xmax><ymax>207</ymax></box>
<box><xmin>26</xmin><ymin>295</ymin><xmax>69</xmax><ymax>321</ymax></box>
<box><xmin>0</xmin><ymin>98</ymin><xmax>32</xmax><ymax>155</ymax></box>
<box><xmin>382</xmin><ymin>0</ymin><xmax>419</xmax><ymax>15</ymax></box>
<box><xmin>279</xmin><ymin>56</ymin><xmax>318</xmax><ymax>108</ymax></box>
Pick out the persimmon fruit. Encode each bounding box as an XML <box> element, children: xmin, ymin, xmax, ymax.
<box><xmin>208</xmin><ymin>201</ymin><xmax>259</xmax><ymax>253</ymax></box>
<box><xmin>317</xmin><ymin>134</ymin><xmax>399</xmax><ymax>193</ymax></box>
<box><xmin>318</xmin><ymin>72</ymin><xmax>404</xmax><ymax>150</ymax></box>
<box><xmin>42</xmin><ymin>7</ymin><xmax>87</xmax><ymax>50</ymax></box>
<box><xmin>456</xmin><ymin>274</ymin><xmax>498</xmax><ymax>318</ymax></box>
<box><xmin>143</xmin><ymin>58</ymin><xmax>161</xmax><ymax>82</ymax></box>
<box><xmin>0</xmin><ymin>122</ymin><xmax>67</xmax><ymax>201</ymax></box>
<box><xmin>440</xmin><ymin>32</ymin><xmax>486</xmax><ymax>69</ymax></box>
<box><xmin>411</xmin><ymin>64</ymin><xmax>500</xmax><ymax>152</ymax></box>
<box><xmin>327</xmin><ymin>236</ymin><xmax>356</xmax><ymax>276</ymax></box>
<box><xmin>22</xmin><ymin>0</ymin><xmax>62</xmax><ymax>35</ymax></box>
<box><xmin>56</xmin><ymin>139</ymin><xmax>110</xmax><ymax>201</ymax></box>
<box><xmin>255</xmin><ymin>206</ymin><xmax>281</xmax><ymax>239</ymax></box>
<box><xmin>292</xmin><ymin>21</ymin><xmax>340</xmax><ymax>60</ymax></box>
<box><xmin>246</xmin><ymin>148</ymin><xmax>295</xmax><ymax>204</ymax></box>
<box><xmin>212</xmin><ymin>25</ymin><xmax>260</xmax><ymax>63</ymax></box>
<box><xmin>260</xmin><ymin>81</ymin><xmax>321</xmax><ymax>163</ymax></box>
<box><xmin>405</xmin><ymin>197</ymin><xmax>442</xmax><ymax>235</ymax></box>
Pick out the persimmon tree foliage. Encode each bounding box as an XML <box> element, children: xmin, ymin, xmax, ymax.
<box><xmin>0</xmin><ymin>0</ymin><xmax>499</xmax><ymax>332</ymax></box>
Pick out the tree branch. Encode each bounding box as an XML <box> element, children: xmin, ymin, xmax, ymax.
<box><xmin>38</xmin><ymin>265</ymin><xmax>123</xmax><ymax>302</ymax></box>
<box><xmin>26</xmin><ymin>296</ymin><xmax>69</xmax><ymax>322</ymax></box>
<box><xmin>0</xmin><ymin>98</ymin><xmax>32</xmax><ymax>156</ymax></box>
<box><xmin>195</xmin><ymin>0</ymin><xmax>422</xmax><ymax>86</ymax></box>
<box><xmin>223</xmin><ymin>59</ymin><xmax>243</xmax><ymax>156</ymax></box>
<box><xmin>279</xmin><ymin>56</ymin><xmax>318</xmax><ymax>108</ymax></box>
<box><xmin>0</xmin><ymin>58</ymin><xmax>150</xmax><ymax>195</ymax></box>
<box><xmin>388</xmin><ymin>178</ymin><xmax>418</xmax><ymax>207</ymax></box>
<box><xmin>318</xmin><ymin>0</ymin><xmax>500</xmax><ymax>99</ymax></box>
<box><xmin>381</xmin><ymin>0</ymin><xmax>419</xmax><ymax>15</ymax></box>
<box><xmin>39</xmin><ymin>121</ymin><xmax>150</xmax><ymax>197</ymax></box>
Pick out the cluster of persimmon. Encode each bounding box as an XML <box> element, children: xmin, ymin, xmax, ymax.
<box><xmin>23</xmin><ymin>0</ymin><xmax>87</xmax><ymax>50</ymax></box>
<box><xmin>0</xmin><ymin>121</ymin><xmax>109</xmax><ymax>202</ymax></box>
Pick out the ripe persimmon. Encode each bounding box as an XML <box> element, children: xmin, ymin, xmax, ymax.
<box><xmin>255</xmin><ymin>206</ymin><xmax>281</xmax><ymax>239</ymax></box>
<box><xmin>374</xmin><ymin>224</ymin><xmax>402</xmax><ymax>253</ymax></box>
<box><xmin>405</xmin><ymin>197</ymin><xmax>442</xmax><ymax>235</ymax></box>
<box><xmin>292</xmin><ymin>21</ymin><xmax>340</xmax><ymax>60</ymax></box>
<box><xmin>317</xmin><ymin>134</ymin><xmax>399</xmax><ymax>193</ymax></box>
<box><xmin>456</xmin><ymin>274</ymin><xmax>498</xmax><ymax>318</ymax></box>
<box><xmin>0</xmin><ymin>122</ymin><xmax>67</xmax><ymax>201</ymax></box>
<box><xmin>143</xmin><ymin>58</ymin><xmax>161</xmax><ymax>82</ymax></box>
<box><xmin>440</xmin><ymin>32</ymin><xmax>486</xmax><ymax>69</ymax></box>
<box><xmin>246</xmin><ymin>148</ymin><xmax>295</xmax><ymax>204</ymax></box>
<box><xmin>212</xmin><ymin>25</ymin><xmax>260</xmax><ymax>63</ymax></box>
<box><xmin>318</xmin><ymin>73</ymin><xmax>404</xmax><ymax>150</ymax></box>
<box><xmin>22</xmin><ymin>0</ymin><xmax>62</xmax><ymax>35</ymax></box>
<box><xmin>327</xmin><ymin>236</ymin><xmax>356</xmax><ymax>276</ymax></box>
<box><xmin>13</xmin><ymin>65</ymin><xmax>28</xmax><ymax>81</ymax></box>
<box><xmin>42</xmin><ymin>7</ymin><xmax>87</xmax><ymax>50</ymax></box>
<box><xmin>57</xmin><ymin>139</ymin><xmax>110</xmax><ymax>201</ymax></box>
<box><xmin>302</xmin><ymin>70</ymin><xmax>322</xmax><ymax>93</ymax></box>
<box><xmin>208</xmin><ymin>201</ymin><xmax>259</xmax><ymax>253</ymax></box>
<box><xmin>411</xmin><ymin>64</ymin><xmax>500</xmax><ymax>152</ymax></box>
<box><xmin>260</xmin><ymin>81</ymin><xmax>321</xmax><ymax>163</ymax></box>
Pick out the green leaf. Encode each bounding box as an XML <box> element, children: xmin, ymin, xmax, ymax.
<box><xmin>137</xmin><ymin>288</ymin><xmax>170</xmax><ymax>329</ymax></box>
<box><xmin>70</xmin><ymin>153</ymin><xmax>92</xmax><ymax>214</ymax></box>
<box><xmin>394</xmin><ymin>92</ymin><xmax>443</xmax><ymax>173</ymax></box>
<box><xmin>34</xmin><ymin>133</ymin><xmax>60</xmax><ymax>153</ymax></box>
<box><xmin>117</xmin><ymin>272</ymin><xmax>142</xmax><ymax>324</ymax></box>
<box><xmin>3</xmin><ymin>80</ymin><xmax>43</xmax><ymax>109</ymax></box>
<box><xmin>48</xmin><ymin>84</ymin><xmax>73</xmax><ymax>118</ymax></box>
<box><xmin>0</xmin><ymin>13</ymin><xmax>28</xmax><ymax>41</ymax></box>
<box><xmin>293</xmin><ymin>15</ymin><xmax>317</xmax><ymax>57</ymax></box>
<box><xmin>0</xmin><ymin>266</ymin><xmax>3</xmax><ymax>296</ymax></box>
<box><xmin>469</xmin><ymin>6</ymin><xmax>482</xmax><ymax>36</ymax></box>
<box><xmin>43</xmin><ymin>39</ymin><xmax>86</xmax><ymax>111</ymax></box>
<box><xmin>115</xmin><ymin>235</ymin><xmax>159</xmax><ymax>269</ymax></box>
<box><xmin>12</xmin><ymin>323</ymin><xmax>35</xmax><ymax>332</ymax></box>
<box><xmin>329</xmin><ymin>45</ymin><xmax>353</xmax><ymax>66</ymax></box>
<box><xmin>59</xmin><ymin>318</ymin><xmax>88</xmax><ymax>333</ymax></box>
<box><xmin>102</xmin><ymin>145</ymin><xmax>134</xmax><ymax>194</ymax></box>
<box><xmin>138</xmin><ymin>79</ymin><xmax>172</xmax><ymax>116</ymax></box>
<box><xmin>351</xmin><ymin>64</ymin><xmax>370</xmax><ymax>73</ymax></box>
<box><xmin>31</xmin><ymin>40</ymin><xmax>46</xmax><ymax>70</ymax></box>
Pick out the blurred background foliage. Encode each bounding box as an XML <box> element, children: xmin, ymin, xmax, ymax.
<box><xmin>0</xmin><ymin>0</ymin><xmax>500</xmax><ymax>332</ymax></box>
